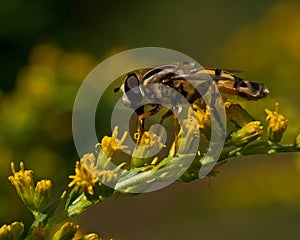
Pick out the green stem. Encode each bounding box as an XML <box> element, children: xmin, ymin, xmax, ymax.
<box><xmin>218</xmin><ymin>142</ymin><xmax>300</xmax><ymax>162</ymax></box>
<box><xmin>115</xmin><ymin>143</ymin><xmax>300</xmax><ymax>190</ymax></box>
<box><xmin>46</xmin><ymin>210</ymin><xmax>69</xmax><ymax>228</ymax></box>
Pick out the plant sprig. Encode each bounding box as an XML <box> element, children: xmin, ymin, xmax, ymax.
<box><xmin>2</xmin><ymin>102</ymin><xmax>300</xmax><ymax>240</ymax></box>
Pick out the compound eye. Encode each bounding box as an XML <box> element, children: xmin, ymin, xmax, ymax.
<box><xmin>125</xmin><ymin>73</ymin><xmax>140</xmax><ymax>93</ymax></box>
<box><xmin>124</xmin><ymin>73</ymin><xmax>143</xmax><ymax>103</ymax></box>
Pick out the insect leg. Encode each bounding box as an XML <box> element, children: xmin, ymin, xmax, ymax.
<box><xmin>134</xmin><ymin>106</ymin><xmax>145</xmax><ymax>143</ymax></box>
<box><xmin>172</xmin><ymin>106</ymin><xmax>181</xmax><ymax>157</ymax></box>
<box><xmin>208</xmin><ymin>84</ymin><xmax>226</xmax><ymax>140</ymax></box>
<box><xmin>135</xmin><ymin>104</ymin><xmax>162</xmax><ymax>143</ymax></box>
<box><xmin>159</xmin><ymin>109</ymin><xmax>173</xmax><ymax>124</ymax></box>
<box><xmin>159</xmin><ymin>108</ymin><xmax>181</xmax><ymax>156</ymax></box>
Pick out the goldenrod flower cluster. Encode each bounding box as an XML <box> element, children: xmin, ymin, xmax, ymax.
<box><xmin>8</xmin><ymin>162</ymin><xmax>52</xmax><ymax>214</ymax></box>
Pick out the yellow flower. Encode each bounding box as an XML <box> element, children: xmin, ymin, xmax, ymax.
<box><xmin>230</xmin><ymin>121</ymin><xmax>263</xmax><ymax>147</ymax></box>
<box><xmin>265</xmin><ymin>102</ymin><xmax>288</xmax><ymax>143</ymax></box>
<box><xmin>98</xmin><ymin>126</ymin><xmax>128</xmax><ymax>159</ymax></box>
<box><xmin>69</xmin><ymin>157</ymin><xmax>99</xmax><ymax>195</ymax></box>
<box><xmin>193</xmin><ymin>104</ymin><xmax>211</xmax><ymax>139</ymax></box>
<box><xmin>52</xmin><ymin>222</ymin><xmax>79</xmax><ymax>240</ymax></box>
<box><xmin>131</xmin><ymin>131</ymin><xmax>166</xmax><ymax>167</ymax></box>
<box><xmin>169</xmin><ymin>107</ymin><xmax>200</xmax><ymax>156</ymax></box>
<box><xmin>8</xmin><ymin>162</ymin><xmax>52</xmax><ymax>213</ymax></box>
<box><xmin>0</xmin><ymin>222</ymin><xmax>24</xmax><ymax>240</ymax></box>
<box><xmin>8</xmin><ymin>162</ymin><xmax>35</xmax><ymax>210</ymax></box>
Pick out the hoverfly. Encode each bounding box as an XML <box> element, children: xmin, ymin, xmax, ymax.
<box><xmin>114</xmin><ymin>62</ymin><xmax>268</xmax><ymax>148</ymax></box>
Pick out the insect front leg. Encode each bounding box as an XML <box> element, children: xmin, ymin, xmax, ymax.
<box><xmin>134</xmin><ymin>106</ymin><xmax>145</xmax><ymax>143</ymax></box>
<box><xmin>135</xmin><ymin>104</ymin><xmax>162</xmax><ymax>144</ymax></box>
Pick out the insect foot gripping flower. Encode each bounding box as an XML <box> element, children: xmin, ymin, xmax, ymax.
<box><xmin>131</xmin><ymin>131</ymin><xmax>166</xmax><ymax>168</ymax></box>
<box><xmin>229</xmin><ymin>121</ymin><xmax>263</xmax><ymax>147</ymax></box>
<box><xmin>0</xmin><ymin>222</ymin><xmax>24</xmax><ymax>240</ymax></box>
<box><xmin>8</xmin><ymin>162</ymin><xmax>52</xmax><ymax>214</ymax></box>
<box><xmin>265</xmin><ymin>102</ymin><xmax>288</xmax><ymax>143</ymax></box>
<box><xmin>52</xmin><ymin>222</ymin><xmax>79</xmax><ymax>240</ymax></box>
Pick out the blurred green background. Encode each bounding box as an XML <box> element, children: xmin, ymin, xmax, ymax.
<box><xmin>1</xmin><ymin>0</ymin><xmax>300</xmax><ymax>239</ymax></box>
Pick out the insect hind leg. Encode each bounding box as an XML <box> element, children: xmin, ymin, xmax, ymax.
<box><xmin>159</xmin><ymin>109</ymin><xmax>173</xmax><ymax>124</ymax></box>
<box><xmin>158</xmin><ymin>106</ymin><xmax>181</xmax><ymax>157</ymax></box>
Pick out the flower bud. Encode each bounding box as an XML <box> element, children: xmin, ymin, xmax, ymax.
<box><xmin>0</xmin><ymin>222</ymin><xmax>24</xmax><ymax>240</ymax></box>
<box><xmin>0</xmin><ymin>224</ymin><xmax>12</xmax><ymax>240</ymax></box>
<box><xmin>230</xmin><ymin>121</ymin><xmax>263</xmax><ymax>147</ymax></box>
<box><xmin>34</xmin><ymin>179</ymin><xmax>52</xmax><ymax>211</ymax></box>
<box><xmin>265</xmin><ymin>102</ymin><xmax>287</xmax><ymax>143</ymax></box>
<box><xmin>9</xmin><ymin>222</ymin><xmax>24</xmax><ymax>239</ymax></box>
<box><xmin>52</xmin><ymin>222</ymin><xmax>79</xmax><ymax>240</ymax></box>
<box><xmin>80</xmin><ymin>233</ymin><xmax>101</xmax><ymax>240</ymax></box>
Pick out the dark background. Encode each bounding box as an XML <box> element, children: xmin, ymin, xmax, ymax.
<box><xmin>1</xmin><ymin>0</ymin><xmax>300</xmax><ymax>239</ymax></box>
